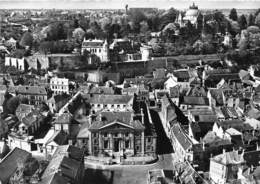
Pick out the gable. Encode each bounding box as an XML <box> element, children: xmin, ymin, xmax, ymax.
<box><xmin>100</xmin><ymin>121</ymin><xmax>134</xmax><ymax>130</ymax></box>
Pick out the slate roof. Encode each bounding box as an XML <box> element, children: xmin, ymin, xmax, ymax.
<box><xmin>46</xmin><ymin>130</ymin><xmax>68</xmax><ymax>145</ymax></box>
<box><xmin>172</xmin><ymin>123</ymin><xmax>192</xmax><ymax>151</ymax></box>
<box><xmin>21</xmin><ymin>112</ymin><xmax>37</xmax><ymax>127</ymax></box>
<box><xmin>212</xmin><ymin>150</ymin><xmax>245</xmax><ymax>165</ymax></box>
<box><xmin>209</xmin><ymin>89</ymin><xmax>224</xmax><ymax>106</ymax></box>
<box><xmin>54</xmin><ymin>112</ymin><xmax>72</xmax><ymax>124</ymax></box>
<box><xmin>217</xmin><ymin>120</ymin><xmax>253</xmax><ymax>131</ymax></box>
<box><xmin>82</xmin><ymin>39</ymin><xmax>104</xmax><ymax>47</ymax></box>
<box><xmin>54</xmin><ymin>145</ymin><xmax>84</xmax><ymax>162</ymax></box>
<box><xmin>9</xmin><ymin>85</ymin><xmax>47</xmax><ymax>95</ymax></box>
<box><xmin>88</xmin><ymin>86</ymin><xmax>115</xmax><ymax>95</ymax></box>
<box><xmin>38</xmin><ymin>173</ymin><xmax>70</xmax><ymax>184</ymax></box>
<box><xmin>88</xmin><ymin>111</ymin><xmax>144</xmax><ymax>131</ymax></box>
<box><xmin>182</xmin><ymin>96</ymin><xmax>209</xmax><ymax>106</ymax></box>
<box><xmin>88</xmin><ymin>94</ymin><xmax>134</xmax><ymax>105</ymax></box>
<box><xmin>0</xmin><ymin>148</ymin><xmax>31</xmax><ymax>184</ymax></box>
<box><xmin>77</xmin><ymin>120</ymin><xmax>91</xmax><ymax>138</ymax></box>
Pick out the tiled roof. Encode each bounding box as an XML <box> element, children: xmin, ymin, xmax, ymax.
<box><xmin>88</xmin><ymin>94</ymin><xmax>134</xmax><ymax>105</ymax></box>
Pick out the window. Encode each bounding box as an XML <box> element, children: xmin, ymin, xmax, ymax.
<box><xmin>125</xmin><ymin>140</ymin><xmax>130</xmax><ymax>149</ymax></box>
<box><xmin>104</xmin><ymin>133</ymin><xmax>108</xmax><ymax>137</ymax></box>
<box><xmin>104</xmin><ymin>140</ymin><xmax>109</xmax><ymax>149</ymax></box>
<box><xmin>114</xmin><ymin>133</ymin><xmax>118</xmax><ymax>137</ymax></box>
<box><xmin>117</xmin><ymin>105</ymin><xmax>120</xmax><ymax>108</ymax></box>
<box><xmin>125</xmin><ymin>133</ymin><xmax>129</xmax><ymax>137</ymax></box>
<box><xmin>147</xmin><ymin>137</ymin><xmax>151</xmax><ymax>143</ymax></box>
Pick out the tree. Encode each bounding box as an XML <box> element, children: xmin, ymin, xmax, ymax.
<box><xmin>229</xmin><ymin>8</ymin><xmax>238</xmax><ymax>21</ymax></box>
<box><xmin>19</xmin><ymin>31</ymin><xmax>33</xmax><ymax>48</ymax></box>
<box><xmin>255</xmin><ymin>14</ymin><xmax>260</xmax><ymax>27</ymax></box>
<box><xmin>72</xmin><ymin>27</ymin><xmax>85</xmax><ymax>42</ymax></box>
<box><xmin>238</xmin><ymin>14</ymin><xmax>247</xmax><ymax>30</ymax></box>
<box><xmin>248</xmin><ymin>14</ymin><xmax>255</xmax><ymax>26</ymax></box>
<box><xmin>159</xmin><ymin>8</ymin><xmax>178</xmax><ymax>30</ymax></box>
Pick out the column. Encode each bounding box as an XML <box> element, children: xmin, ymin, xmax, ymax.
<box><xmin>89</xmin><ymin>133</ymin><xmax>92</xmax><ymax>155</ymax></box>
<box><xmin>99</xmin><ymin>133</ymin><xmax>102</xmax><ymax>154</ymax></box>
<box><xmin>109</xmin><ymin>133</ymin><xmax>113</xmax><ymax>155</ymax></box>
<box><xmin>141</xmin><ymin>132</ymin><xmax>145</xmax><ymax>156</ymax></box>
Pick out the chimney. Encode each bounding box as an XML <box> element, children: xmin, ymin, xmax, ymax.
<box><xmin>202</xmin><ymin>141</ymin><xmax>205</xmax><ymax>151</ymax></box>
<box><xmin>98</xmin><ymin>113</ymin><xmax>102</xmax><ymax>121</ymax></box>
<box><xmin>141</xmin><ymin>108</ymin><xmax>144</xmax><ymax>124</ymax></box>
<box><xmin>223</xmin><ymin>148</ymin><xmax>226</xmax><ymax>154</ymax></box>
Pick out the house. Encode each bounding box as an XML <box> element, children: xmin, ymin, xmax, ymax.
<box><xmin>179</xmin><ymin>96</ymin><xmax>210</xmax><ymax>116</ymax></box>
<box><xmin>109</xmin><ymin>38</ymin><xmax>135</xmax><ymax>62</ymax></box>
<box><xmin>9</xmin><ymin>85</ymin><xmax>47</xmax><ymax>105</ymax></box>
<box><xmin>170</xmin><ymin>123</ymin><xmax>193</xmax><ymax>162</ymax></box>
<box><xmin>88</xmin><ymin>94</ymin><xmax>134</xmax><ymax>112</ymax></box>
<box><xmin>209</xmin><ymin>150</ymin><xmax>245</xmax><ymax>184</ymax></box>
<box><xmin>40</xmin><ymin>145</ymin><xmax>84</xmax><ymax>184</ymax></box>
<box><xmin>53</xmin><ymin>112</ymin><xmax>80</xmax><ymax>144</ymax></box>
<box><xmin>208</xmin><ymin>89</ymin><xmax>225</xmax><ymax>107</ymax></box>
<box><xmin>15</xmin><ymin>103</ymin><xmax>34</xmax><ymax>121</ymax></box>
<box><xmin>44</xmin><ymin>130</ymin><xmax>68</xmax><ymax>157</ymax></box>
<box><xmin>159</xmin><ymin>95</ymin><xmax>177</xmax><ymax>138</ymax></box>
<box><xmin>147</xmin><ymin>169</ymin><xmax>174</xmax><ymax>184</ymax></box>
<box><xmin>0</xmin><ymin>148</ymin><xmax>31</xmax><ymax>184</ymax></box>
<box><xmin>77</xmin><ymin>120</ymin><xmax>91</xmax><ymax>149</ymax></box>
<box><xmin>50</xmin><ymin>77</ymin><xmax>69</xmax><ymax>95</ymax></box>
<box><xmin>171</xmin><ymin>69</ymin><xmax>197</xmax><ymax>89</ymax></box>
<box><xmin>0</xmin><ymin>85</ymin><xmax>7</xmax><ymax>112</ymax></box>
<box><xmin>18</xmin><ymin>111</ymin><xmax>44</xmax><ymax>135</ymax></box>
<box><xmin>47</xmin><ymin>93</ymin><xmax>71</xmax><ymax>113</ymax></box>
<box><xmin>81</xmin><ymin>38</ymin><xmax>109</xmax><ymax>63</ymax></box>
<box><xmin>164</xmin><ymin>76</ymin><xmax>178</xmax><ymax>90</ymax></box>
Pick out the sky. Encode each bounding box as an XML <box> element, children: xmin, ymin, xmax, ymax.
<box><xmin>0</xmin><ymin>0</ymin><xmax>260</xmax><ymax>9</ymax></box>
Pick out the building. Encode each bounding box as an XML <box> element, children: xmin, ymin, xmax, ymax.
<box><xmin>81</xmin><ymin>38</ymin><xmax>109</xmax><ymax>63</ymax></box>
<box><xmin>40</xmin><ymin>145</ymin><xmax>85</xmax><ymax>184</ymax></box>
<box><xmin>87</xmin><ymin>110</ymin><xmax>156</xmax><ymax>158</ymax></box>
<box><xmin>5</xmin><ymin>57</ymin><xmax>26</xmax><ymax>71</ymax></box>
<box><xmin>0</xmin><ymin>148</ymin><xmax>31</xmax><ymax>184</ymax></box>
<box><xmin>87</xmin><ymin>94</ymin><xmax>134</xmax><ymax>112</ymax></box>
<box><xmin>47</xmin><ymin>93</ymin><xmax>71</xmax><ymax>113</ymax></box>
<box><xmin>176</xmin><ymin>3</ymin><xmax>200</xmax><ymax>27</ymax></box>
<box><xmin>12</xmin><ymin>85</ymin><xmax>47</xmax><ymax>105</ymax></box>
<box><xmin>50</xmin><ymin>77</ymin><xmax>69</xmax><ymax>95</ymax></box>
<box><xmin>209</xmin><ymin>150</ymin><xmax>245</xmax><ymax>184</ymax></box>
